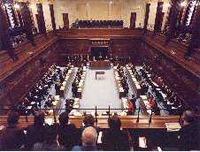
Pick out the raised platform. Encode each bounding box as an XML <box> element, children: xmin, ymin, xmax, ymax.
<box><xmin>89</xmin><ymin>60</ymin><xmax>111</xmax><ymax>69</ymax></box>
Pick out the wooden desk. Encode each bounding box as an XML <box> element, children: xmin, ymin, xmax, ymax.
<box><xmin>90</xmin><ymin>60</ymin><xmax>111</xmax><ymax>69</ymax></box>
<box><xmin>126</xmin><ymin>66</ymin><xmax>142</xmax><ymax>96</ymax></box>
<box><xmin>69</xmin><ymin>115</ymin><xmax>180</xmax><ymax>129</ymax></box>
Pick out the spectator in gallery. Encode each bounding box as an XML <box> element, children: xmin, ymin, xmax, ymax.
<box><xmin>0</xmin><ymin>112</ymin><xmax>25</xmax><ymax>150</ymax></box>
<box><xmin>57</xmin><ymin>112</ymin><xmax>79</xmax><ymax>150</ymax></box>
<box><xmin>77</xmin><ymin>114</ymin><xmax>98</xmax><ymax>144</ymax></box>
<box><xmin>33</xmin><ymin>124</ymin><xmax>64</xmax><ymax>151</ymax></box>
<box><xmin>24</xmin><ymin>111</ymin><xmax>48</xmax><ymax>150</ymax></box>
<box><xmin>179</xmin><ymin>110</ymin><xmax>200</xmax><ymax>151</ymax></box>
<box><xmin>127</xmin><ymin>99</ymin><xmax>135</xmax><ymax>115</ymax></box>
<box><xmin>82</xmin><ymin>114</ymin><xmax>95</xmax><ymax>128</ymax></box>
<box><xmin>72</xmin><ymin>127</ymin><xmax>98</xmax><ymax>151</ymax></box>
<box><xmin>135</xmin><ymin>95</ymin><xmax>142</xmax><ymax>114</ymax></box>
<box><xmin>102</xmin><ymin>115</ymin><xmax>130</xmax><ymax>151</ymax></box>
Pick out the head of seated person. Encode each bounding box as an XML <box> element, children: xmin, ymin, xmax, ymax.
<box><xmin>108</xmin><ymin>115</ymin><xmax>121</xmax><ymax>130</ymax></box>
<box><xmin>181</xmin><ymin>110</ymin><xmax>196</xmax><ymax>126</ymax></box>
<box><xmin>34</xmin><ymin>111</ymin><xmax>45</xmax><ymax>126</ymax></box>
<box><xmin>72</xmin><ymin>126</ymin><xmax>97</xmax><ymax>151</ymax></box>
<box><xmin>7</xmin><ymin>111</ymin><xmax>20</xmax><ymax>127</ymax></box>
<box><xmin>59</xmin><ymin>111</ymin><xmax>69</xmax><ymax>126</ymax></box>
<box><xmin>82</xmin><ymin>127</ymin><xmax>97</xmax><ymax>147</ymax></box>
<box><xmin>83</xmin><ymin>114</ymin><xmax>95</xmax><ymax>127</ymax></box>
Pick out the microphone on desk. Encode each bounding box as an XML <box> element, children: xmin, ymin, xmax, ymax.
<box><xmin>136</xmin><ymin>107</ymin><xmax>140</xmax><ymax>123</ymax></box>
<box><xmin>95</xmin><ymin>106</ymin><xmax>98</xmax><ymax>126</ymax></box>
<box><xmin>179</xmin><ymin>111</ymin><xmax>183</xmax><ymax>125</ymax></box>
<box><xmin>149</xmin><ymin>109</ymin><xmax>153</xmax><ymax>125</ymax></box>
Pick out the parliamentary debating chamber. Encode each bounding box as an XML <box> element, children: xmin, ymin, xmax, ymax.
<box><xmin>0</xmin><ymin>0</ymin><xmax>200</xmax><ymax>151</ymax></box>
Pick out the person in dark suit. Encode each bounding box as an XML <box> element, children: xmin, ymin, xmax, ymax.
<box><xmin>179</xmin><ymin>110</ymin><xmax>200</xmax><ymax>151</ymax></box>
<box><xmin>55</xmin><ymin>81</ymin><xmax>61</xmax><ymax>95</ymax></box>
<box><xmin>57</xmin><ymin>112</ymin><xmax>79</xmax><ymax>150</ymax></box>
<box><xmin>32</xmin><ymin>124</ymin><xmax>65</xmax><ymax>151</ymax></box>
<box><xmin>24</xmin><ymin>111</ymin><xmax>48</xmax><ymax>150</ymax></box>
<box><xmin>0</xmin><ymin>112</ymin><xmax>25</xmax><ymax>150</ymax></box>
<box><xmin>77</xmin><ymin>114</ymin><xmax>99</xmax><ymax>145</ymax></box>
<box><xmin>102</xmin><ymin>115</ymin><xmax>130</xmax><ymax>151</ymax></box>
<box><xmin>82</xmin><ymin>114</ymin><xmax>95</xmax><ymax>128</ymax></box>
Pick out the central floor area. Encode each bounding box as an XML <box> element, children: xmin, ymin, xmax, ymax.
<box><xmin>80</xmin><ymin>68</ymin><xmax>121</xmax><ymax>112</ymax></box>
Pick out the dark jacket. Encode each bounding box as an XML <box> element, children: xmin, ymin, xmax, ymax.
<box><xmin>58</xmin><ymin>123</ymin><xmax>79</xmax><ymax>150</ymax></box>
<box><xmin>179</xmin><ymin>121</ymin><xmax>200</xmax><ymax>151</ymax></box>
<box><xmin>0</xmin><ymin>125</ymin><xmax>25</xmax><ymax>150</ymax></box>
<box><xmin>102</xmin><ymin>128</ymin><xmax>130</xmax><ymax>151</ymax></box>
<box><xmin>72</xmin><ymin>145</ymin><xmax>98</xmax><ymax>151</ymax></box>
<box><xmin>24</xmin><ymin>124</ymin><xmax>47</xmax><ymax>150</ymax></box>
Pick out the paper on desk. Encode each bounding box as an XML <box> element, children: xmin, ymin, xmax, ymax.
<box><xmin>165</xmin><ymin>122</ymin><xmax>181</xmax><ymax>132</ymax></box>
<box><xmin>139</xmin><ymin>137</ymin><xmax>147</xmax><ymax>148</ymax></box>
<box><xmin>97</xmin><ymin>131</ymin><xmax>103</xmax><ymax>144</ymax></box>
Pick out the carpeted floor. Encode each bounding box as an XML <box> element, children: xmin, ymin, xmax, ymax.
<box><xmin>80</xmin><ymin>68</ymin><xmax>121</xmax><ymax>113</ymax></box>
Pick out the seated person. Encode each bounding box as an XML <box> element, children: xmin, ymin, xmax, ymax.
<box><xmin>147</xmin><ymin>95</ymin><xmax>157</xmax><ymax>110</ymax></box>
<box><xmin>57</xmin><ymin>112</ymin><xmax>79</xmax><ymax>150</ymax></box>
<box><xmin>72</xmin><ymin>127</ymin><xmax>98</xmax><ymax>151</ymax></box>
<box><xmin>33</xmin><ymin>124</ymin><xmax>64</xmax><ymax>151</ymax></box>
<box><xmin>78</xmin><ymin>114</ymin><xmax>99</xmax><ymax>144</ymax></box>
<box><xmin>102</xmin><ymin>115</ymin><xmax>130</xmax><ymax>151</ymax></box>
<box><xmin>0</xmin><ymin>112</ymin><xmax>25</xmax><ymax>150</ymax></box>
<box><xmin>82</xmin><ymin>114</ymin><xmax>95</xmax><ymax>128</ymax></box>
<box><xmin>24</xmin><ymin>111</ymin><xmax>48</xmax><ymax>150</ymax></box>
<box><xmin>127</xmin><ymin>100</ymin><xmax>135</xmax><ymax>115</ymax></box>
<box><xmin>179</xmin><ymin>110</ymin><xmax>200</xmax><ymax>151</ymax></box>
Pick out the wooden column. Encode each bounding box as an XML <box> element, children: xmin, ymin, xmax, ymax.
<box><xmin>154</xmin><ymin>2</ymin><xmax>164</xmax><ymax>34</ymax></box>
<box><xmin>63</xmin><ymin>13</ymin><xmax>69</xmax><ymax>30</ymax></box>
<box><xmin>144</xmin><ymin>3</ymin><xmax>150</xmax><ymax>33</ymax></box>
<box><xmin>49</xmin><ymin>4</ymin><xmax>56</xmax><ymax>31</ymax></box>
<box><xmin>0</xmin><ymin>0</ymin><xmax>18</xmax><ymax>61</ymax></box>
<box><xmin>0</xmin><ymin>0</ymin><xmax>10</xmax><ymax>50</ymax></box>
<box><xmin>185</xmin><ymin>3</ymin><xmax>200</xmax><ymax>58</ymax></box>
<box><xmin>165</xmin><ymin>0</ymin><xmax>182</xmax><ymax>44</ymax></box>
<box><xmin>36</xmin><ymin>3</ymin><xmax>46</xmax><ymax>34</ymax></box>
<box><xmin>130</xmin><ymin>12</ymin><xmax>136</xmax><ymax>29</ymax></box>
<box><xmin>20</xmin><ymin>2</ymin><xmax>34</xmax><ymax>45</ymax></box>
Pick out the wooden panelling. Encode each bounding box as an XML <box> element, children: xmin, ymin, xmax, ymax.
<box><xmin>57</xmin><ymin>28</ymin><xmax>143</xmax><ymax>39</ymax></box>
<box><xmin>111</xmin><ymin>38</ymin><xmax>141</xmax><ymax>56</ymax></box>
<box><xmin>136</xmin><ymin>41</ymin><xmax>200</xmax><ymax>110</ymax></box>
<box><xmin>69</xmin><ymin>115</ymin><xmax>180</xmax><ymax>129</ymax></box>
<box><xmin>58</xmin><ymin>39</ymin><xmax>90</xmax><ymax>54</ymax></box>
<box><xmin>0</xmin><ymin>33</ymin><xmax>59</xmax><ymax>110</ymax></box>
<box><xmin>0</xmin><ymin>115</ymin><xmax>179</xmax><ymax>129</ymax></box>
<box><xmin>0</xmin><ymin>29</ymin><xmax>200</xmax><ymax>113</ymax></box>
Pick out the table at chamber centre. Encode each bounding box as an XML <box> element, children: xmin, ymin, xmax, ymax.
<box><xmin>89</xmin><ymin>60</ymin><xmax>111</xmax><ymax>69</ymax></box>
<box><xmin>95</xmin><ymin>71</ymin><xmax>105</xmax><ymax>79</ymax></box>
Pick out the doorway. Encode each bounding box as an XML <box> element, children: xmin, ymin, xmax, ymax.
<box><xmin>90</xmin><ymin>47</ymin><xmax>109</xmax><ymax>60</ymax></box>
